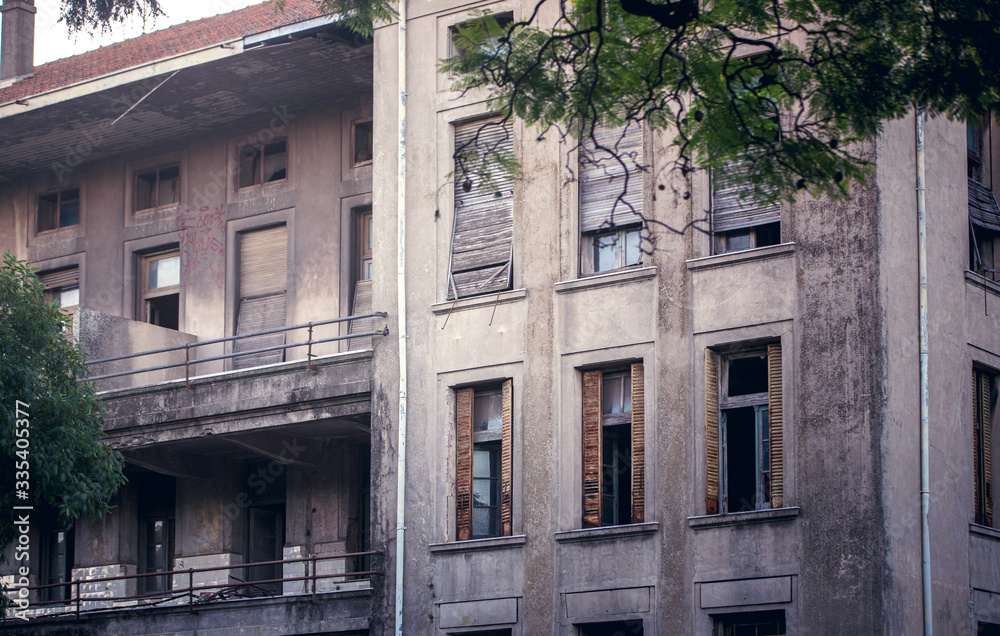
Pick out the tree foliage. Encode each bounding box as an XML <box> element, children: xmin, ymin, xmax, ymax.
<box><xmin>0</xmin><ymin>253</ymin><xmax>125</xmax><ymax>552</ymax></box>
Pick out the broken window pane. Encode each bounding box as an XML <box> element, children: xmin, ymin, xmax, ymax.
<box><xmin>728</xmin><ymin>355</ymin><xmax>768</xmax><ymax>396</ymax></box>
<box><xmin>38</xmin><ymin>193</ymin><xmax>58</xmax><ymax>232</ymax></box>
<box><xmin>135</xmin><ymin>170</ymin><xmax>157</xmax><ymax>211</ymax></box>
<box><xmin>353</xmin><ymin>120</ymin><xmax>373</xmax><ymax>165</ymax></box>
<box><xmin>239</xmin><ymin>146</ymin><xmax>261</xmax><ymax>189</ymax></box>
<box><xmin>262</xmin><ymin>141</ymin><xmax>287</xmax><ymax>183</ymax></box>
<box><xmin>474</xmin><ymin>390</ymin><xmax>503</xmax><ymax>431</ymax></box>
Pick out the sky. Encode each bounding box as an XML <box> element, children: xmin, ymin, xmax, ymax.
<box><xmin>31</xmin><ymin>0</ymin><xmax>262</xmax><ymax>65</ymax></box>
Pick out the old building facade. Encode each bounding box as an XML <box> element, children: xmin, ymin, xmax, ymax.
<box><xmin>1</xmin><ymin>0</ymin><xmax>1000</xmax><ymax>634</ymax></box>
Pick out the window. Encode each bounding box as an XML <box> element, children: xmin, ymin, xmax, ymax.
<box><xmin>40</xmin><ymin>525</ymin><xmax>74</xmax><ymax>603</ymax></box>
<box><xmin>38</xmin><ymin>267</ymin><xmax>79</xmax><ymax>315</ymax></box>
<box><xmin>578</xmin><ymin>621</ymin><xmax>644</xmax><ymax>636</ymax></box>
<box><xmin>980</xmin><ymin>622</ymin><xmax>1000</xmax><ymax>636</ymax></box>
<box><xmin>37</xmin><ymin>187</ymin><xmax>80</xmax><ymax>233</ymax></box>
<box><xmin>711</xmin><ymin>159</ymin><xmax>780</xmax><ymax>255</ymax></box>
<box><xmin>238</xmin><ymin>139</ymin><xmax>287</xmax><ymax>189</ymax></box>
<box><xmin>449</xmin><ymin>12</ymin><xmax>514</xmax><ymax>59</ymax></box>
<box><xmin>352</xmin><ymin>120</ymin><xmax>373</xmax><ymax>166</ymax></box>
<box><xmin>705</xmin><ymin>345</ymin><xmax>783</xmax><ymax>514</ymax></box>
<box><xmin>448</xmin><ymin>118</ymin><xmax>514</xmax><ymax>299</ymax></box>
<box><xmin>348</xmin><ymin>207</ymin><xmax>374</xmax><ymax>350</ymax></box>
<box><xmin>580</xmin><ymin>122</ymin><xmax>644</xmax><ymax>274</ymax></box>
<box><xmin>137</xmin><ymin>472</ymin><xmax>175</xmax><ymax>594</ymax></box>
<box><xmin>234</xmin><ymin>225</ymin><xmax>287</xmax><ymax>369</ymax></box>
<box><xmin>969</xmin><ymin>118</ymin><xmax>1000</xmax><ymax>281</ymax></box>
<box><xmin>140</xmin><ymin>250</ymin><xmax>180</xmax><ymax>330</ymax></box>
<box><xmin>974</xmin><ymin>368</ymin><xmax>997</xmax><ymax>527</ymax></box>
<box><xmin>582</xmin><ymin>363</ymin><xmax>645</xmax><ymax>527</ymax></box>
<box><xmin>244</xmin><ymin>458</ymin><xmax>286</xmax><ymax>595</ymax></box>
<box><xmin>714</xmin><ymin>610</ymin><xmax>786</xmax><ymax>636</ymax></box>
<box><xmin>134</xmin><ymin>165</ymin><xmax>179</xmax><ymax>212</ymax></box>
<box><xmin>456</xmin><ymin>381</ymin><xmax>513</xmax><ymax>540</ymax></box>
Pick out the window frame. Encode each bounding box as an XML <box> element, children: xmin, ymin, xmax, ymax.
<box><xmin>351</xmin><ymin>119</ymin><xmax>373</xmax><ymax>167</ymax></box>
<box><xmin>582</xmin><ymin>363</ymin><xmax>645</xmax><ymax>528</ymax></box>
<box><xmin>133</xmin><ymin>164</ymin><xmax>181</xmax><ymax>213</ymax></box>
<box><xmin>38</xmin><ymin>267</ymin><xmax>80</xmax><ymax>317</ymax></box>
<box><xmin>36</xmin><ymin>187</ymin><xmax>81</xmax><ymax>234</ymax></box>
<box><xmin>448</xmin><ymin>12</ymin><xmax>514</xmax><ymax>62</ymax></box>
<box><xmin>455</xmin><ymin>381</ymin><xmax>514</xmax><ymax>541</ymax></box>
<box><xmin>975</xmin><ymin>366</ymin><xmax>998</xmax><ymax>527</ymax></box>
<box><xmin>40</xmin><ymin>524</ymin><xmax>74</xmax><ymax>604</ymax></box>
<box><xmin>713</xmin><ymin>610</ymin><xmax>786</xmax><ymax>636</ymax></box>
<box><xmin>139</xmin><ymin>248</ymin><xmax>181</xmax><ymax>330</ymax></box>
<box><xmin>236</xmin><ymin>138</ymin><xmax>288</xmax><ymax>190</ymax></box>
<box><xmin>706</xmin><ymin>344</ymin><xmax>784</xmax><ymax>515</ymax></box>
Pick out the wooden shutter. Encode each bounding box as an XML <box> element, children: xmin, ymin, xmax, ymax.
<box><xmin>712</xmin><ymin>158</ymin><xmax>780</xmax><ymax>233</ymax></box>
<box><xmin>630</xmin><ymin>362</ymin><xmax>645</xmax><ymax>524</ymax></box>
<box><xmin>705</xmin><ymin>349</ymin><xmax>720</xmax><ymax>514</ymax></box>
<box><xmin>580</xmin><ymin>122</ymin><xmax>643</xmax><ymax>232</ymax></box>
<box><xmin>977</xmin><ymin>370</ymin><xmax>994</xmax><ymax>526</ymax></box>
<box><xmin>500</xmin><ymin>379</ymin><xmax>513</xmax><ymax>536</ymax></box>
<box><xmin>582</xmin><ymin>370</ymin><xmax>603</xmax><ymax>527</ymax></box>
<box><xmin>449</xmin><ymin>119</ymin><xmax>514</xmax><ymax>299</ymax></box>
<box><xmin>37</xmin><ymin>267</ymin><xmax>78</xmax><ymax>290</ymax></box>
<box><xmin>969</xmin><ymin>179</ymin><xmax>1000</xmax><ymax>232</ymax></box>
<box><xmin>235</xmin><ymin>225</ymin><xmax>287</xmax><ymax>369</ymax></box>
<box><xmin>976</xmin><ymin>367</ymin><xmax>983</xmax><ymax>524</ymax></box>
<box><xmin>455</xmin><ymin>387</ymin><xmax>474</xmax><ymax>541</ymax></box>
<box><xmin>767</xmin><ymin>343</ymin><xmax>784</xmax><ymax>509</ymax></box>
<box><xmin>348</xmin><ymin>279</ymin><xmax>374</xmax><ymax>350</ymax></box>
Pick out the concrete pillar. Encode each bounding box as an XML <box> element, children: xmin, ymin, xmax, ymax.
<box><xmin>0</xmin><ymin>0</ymin><xmax>35</xmax><ymax>80</ymax></box>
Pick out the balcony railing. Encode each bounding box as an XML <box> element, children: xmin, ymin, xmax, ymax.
<box><xmin>13</xmin><ymin>550</ymin><xmax>382</xmax><ymax>621</ymax></box>
<box><xmin>82</xmin><ymin>312</ymin><xmax>388</xmax><ymax>389</ymax></box>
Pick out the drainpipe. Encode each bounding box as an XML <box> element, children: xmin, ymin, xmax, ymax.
<box><xmin>393</xmin><ymin>0</ymin><xmax>409</xmax><ymax>633</ymax></box>
<box><xmin>916</xmin><ymin>107</ymin><xmax>933</xmax><ymax>636</ymax></box>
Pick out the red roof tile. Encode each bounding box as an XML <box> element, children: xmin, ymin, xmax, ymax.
<box><xmin>0</xmin><ymin>0</ymin><xmax>327</xmax><ymax>103</ymax></box>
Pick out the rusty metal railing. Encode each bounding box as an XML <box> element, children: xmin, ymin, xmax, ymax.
<box><xmin>15</xmin><ymin>550</ymin><xmax>382</xmax><ymax>620</ymax></box>
<box><xmin>82</xmin><ymin>312</ymin><xmax>388</xmax><ymax>388</ymax></box>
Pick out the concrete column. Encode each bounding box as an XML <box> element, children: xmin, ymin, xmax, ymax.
<box><xmin>0</xmin><ymin>0</ymin><xmax>35</xmax><ymax>80</ymax></box>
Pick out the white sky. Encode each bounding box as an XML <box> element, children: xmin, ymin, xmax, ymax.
<box><xmin>30</xmin><ymin>0</ymin><xmax>262</xmax><ymax>65</ymax></box>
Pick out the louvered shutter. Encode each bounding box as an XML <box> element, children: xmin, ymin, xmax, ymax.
<box><xmin>234</xmin><ymin>225</ymin><xmax>287</xmax><ymax>369</ymax></box>
<box><xmin>582</xmin><ymin>370</ymin><xmax>603</xmax><ymax>527</ymax></box>
<box><xmin>976</xmin><ymin>368</ymin><xmax>983</xmax><ymax>524</ymax></box>
<box><xmin>712</xmin><ymin>158</ymin><xmax>780</xmax><ymax>233</ymax></box>
<box><xmin>37</xmin><ymin>267</ymin><xmax>78</xmax><ymax>290</ymax></box>
<box><xmin>630</xmin><ymin>362</ymin><xmax>645</xmax><ymax>524</ymax></box>
<box><xmin>705</xmin><ymin>349</ymin><xmax>721</xmax><ymax>514</ymax></box>
<box><xmin>580</xmin><ymin>122</ymin><xmax>643</xmax><ymax>232</ymax></box>
<box><xmin>348</xmin><ymin>279</ymin><xmax>374</xmax><ymax>350</ymax></box>
<box><xmin>449</xmin><ymin>119</ymin><xmax>514</xmax><ymax>299</ymax></box>
<box><xmin>767</xmin><ymin>343</ymin><xmax>784</xmax><ymax>509</ymax></box>
<box><xmin>970</xmin><ymin>179</ymin><xmax>1000</xmax><ymax>232</ymax></box>
<box><xmin>979</xmin><ymin>370</ymin><xmax>994</xmax><ymax>527</ymax></box>
<box><xmin>500</xmin><ymin>379</ymin><xmax>513</xmax><ymax>537</ymax></box>
<box><xmin>456</xmin><ymin>387</ymin><xmax>474</xmax><ymax>541</ymax></box>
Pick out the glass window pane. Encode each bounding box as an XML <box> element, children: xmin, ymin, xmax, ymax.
<box><xmin>157</xmin><ymin>166</ymin><xmax>180</xmax><ymax>207</ymax></box>
<box><xmin>472</xmin><ymin>448</ymin><xmax>493</xmax><ymax>478</ymax></box>
<box><xmin>474</xmin><ymin>392</ymin><xmax>503</xmax><ymax>431</ymax></box>
<box><xmin>354</xmin><ymin>121</ymin><xmax>373</xmax><ymax>165</ymax></box>
<box><xmin>149</xmin><ymin>255</ymin><xmax>180</xmax><ymax>289</ymax></box>
<box><xmin>59</xmin><ymin>189</ymin><xmax>80</xmax><ymax>227</ymax></box>
<box><xmin>59</xmin><ymin>288</ymin><xmax>79</xmax><ymax>308</ymax></box>
<box><xmin>625</xmin><ymin>229</ymin><xmax>642</xmax><ymax>265</ymax></box>
<box><xmin>472</xmin><ymin>506</ymin><xmax>494</xmax><ymax>537</ymax></box>
<box><xmin>473</xmin><ymin>477</ymin><xmax>493</xmax><ymax>506</ymax></box>
<box><xmin>728</xmin><ymin>356</ymin><xmax>768</xmax><ymax>395</ymax></box>
<box><xmin>594</xmin><ymin>233</ymin><xmax>617</xmax><ymax>272</ymax></box>
<box><xmin>603</xmin><ymin>375</ymin><xmax>622</xmax><ymax>414</ymax></box>
<box><xmin>726</xmin><ymin>231</ymin><xmax>752</xmax><ymax>252</ymax></box>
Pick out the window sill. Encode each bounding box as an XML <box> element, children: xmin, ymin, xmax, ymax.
<box><xmin>553</xmin><ymin>522</ymin><xmax>659</xmax><ymax>543</ymax></box>
<box><xmin>554</xmin><ymin>266</ymin><xmax>657</xmax><ymax>295</ymax></box>
<box><xmin>429</xmin><ymin>534</ymin><xmax>526</xmax><ymax>554</ymax></box>
<box><xmin>688</xmin><ymin>506</ymin><xmax>799</xmax><ymax>530</ymax></box>
<box><xmin>431</xmin><ymin>288</ymin><xmax>526</xmax><ymax>315</ymax></box>
<box><xmin>686</xmin><ymin>242</ymin><xmax>796</xmax><ymax>272</ymax></box>
<box><xmin>966</xmin><ymin>270</ymin><xmax>1000</xmax><ymax>296</ymax></box>
<box><xmin>970</xmin><ymin>523</ymin><xmax>1000</xmax><ymax>540</ymax></box>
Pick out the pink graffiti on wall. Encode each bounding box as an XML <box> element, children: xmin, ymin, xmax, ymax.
<box><xmin>177</xmin><ymin>206</ymin><xmax>226</xmax><ymax>289</ymax></box>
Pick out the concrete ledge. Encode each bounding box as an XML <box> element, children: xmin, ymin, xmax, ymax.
<box><xmin>688</xmin><ymin>507</ymin><xmax>799</xmax><ymax>529</ymax></box>
<box><xmin>429</xmin><ymin>534</ymin><xmax>526</xmax><ymax>554</ymax></box>
<box><xmin>554</xmin><ymin>266</ymin><xmax>657</xmax><ymax>294</ymax></box>
<box><xmin>564</xmin><ymin>586</ymin><xmax>651</xmax><ymax>618</ymax></box>
<box><xmin>431</xmin><ymin>289</ymin><xmax>527</xmax><ymax>315</ymax></box>
<box><xmin>438</xmin><ymin>597</ymin><xmax>518</xmax><ymax>628</ymax></box>
<box><xmin>970</xmin><ymin>523</ymin><xmax>1000</xmax><ymax>541</ymax></box>
<box><xmin>966</xmin><ymin>270</ymin><xmax>1000</xmax><ymax>296</ymax></box>
<box><xmin>554</xmin><ymin>522</ymin><xmax>658</xmax><ymax>543</ymax></box>
<box><xmin>686</xmin><ymin>242</ymin><xmax>796</xmax><ymax>272</ymax></box>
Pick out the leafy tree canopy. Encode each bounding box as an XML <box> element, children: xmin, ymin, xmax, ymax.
<box><xmin>60</xmin><ymin>0</ymin><xmax>1000</xmax><ymax>213</ymax></box>
<box><xmin>0</xmin><ymin>253</ymin><xmax>125</xmax><ymax>553</ymax></box>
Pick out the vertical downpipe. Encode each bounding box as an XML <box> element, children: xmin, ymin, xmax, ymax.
<box><xmin>394</xmin><ymin>0</ymin><xmax>409</xmax><ymax>633</ymax></box>
<box><xmin>916</xmin><ymin>107</ymin><xmax>933</xmax><ymax>636</ymax></box>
